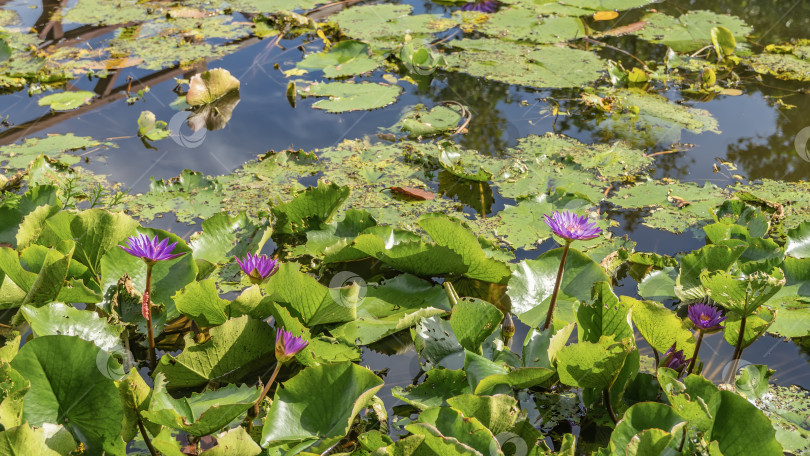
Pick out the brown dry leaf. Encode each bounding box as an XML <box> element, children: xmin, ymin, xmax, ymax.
<box><xmin>599</xmin><ymin>21</ymin><xmax>648</xmax><ymax>37</ymax></box>
<box><xmin>390</xmin><ymin>186</ymin><xmax>436</xmax><ymax>200</ymax></box>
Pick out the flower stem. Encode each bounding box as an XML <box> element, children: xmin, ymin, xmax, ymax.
<box><xmin>686</xmin><ymin>331</ymin><xmax>704</xmax><ymax>376</ymax></box>
<box><xmin>603</xmin><ymin>388</ymin><xmax>618</xmax><ymax>425</ymax></box>
<box><xmin>252</xmin><ymin>362</ymin><xmax>282</xmax><ymax>419</ymax></box>
<box><xmin>728</xmin><ymin>315</ymin><xmax>747</xmax><ymax>383</ymax></box>
<box><xmin>543</xmin><ymin>241</ymin><xmax>571</xmax><ymax>332</ymax></box>
<box><xmin>143</xmin><ymin>263</ymin><xmax>156</xmax><ymax>371</ymax></box>
<box><xmin>136</xmin><ymin>414</ymin><xmax>158</xmax><ymax>456</ymax></box>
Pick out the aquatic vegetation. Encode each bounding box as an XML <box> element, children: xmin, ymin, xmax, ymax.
<box><xmin>0</xmin><ymin>0</ymin><xmax>808</xmax><ymax>454</ymax></box>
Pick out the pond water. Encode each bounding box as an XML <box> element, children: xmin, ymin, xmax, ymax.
<box><xmin>1</xmin><ymin>0</ymin><xmax>810</xmax><ymax>453</ymax></box>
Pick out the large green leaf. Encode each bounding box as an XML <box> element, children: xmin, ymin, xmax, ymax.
<box><xmin>481</xmin><ymin>8</ymin><xmax>585</xmax><ymax>44</ymax></box>
<box><xmin>627</xmin><ymin>298</ymin><xmax>696</xmax><ymax>358</ymax></box>
<box><xmin>260</xmin><ymin>362</ymin><xmax>384</xmax><ymax>445</ymax></box>
<box><xmin>508</xmin><ymin>247</ymin><xmax>609</xmax><ymax>327</ymax></box>
<box><xmin>153</xmin><ymin>315</ymin><xmax>276</xmax><ymax>388</ymax></box>
<box><xmin>262</xmin><ymin>263</ymin><xmax>355</xmax><ymax>326</ymax></box>
<box><xmin>143</xmin><ymin>373</ymin><xmax>259</xmax><ymax>436</ymax></box>
<box><xmin>413</xmin><ymin>315</ymin><xmax>465</xmax><ymax>370</ymax></box>
<box><xmin>708</xmin><ymin>391</ymin><xmax>783</xmax><ymax>456</ymax></box>
<box><xmin>450</xmin><ymin>297</ymin><xmax>504</xmax><ymax>354</ymax></box>
<box><xmin>556</xmin><ymin>337</ymin><xmax>634</xmax><ymax>390</ymax></box>
<box><xmin>199</xmin><ymin>427</ymin><xmax>261</xmax><ymax>456</ymax></box>
<box><xmin>577</xmin><ymin>282</ymin><xmax>633</xmax><ymax>343</ymax></box>
<box><xmin>419</xmin><ymin>213</ymin><xmax>512</xmax><ymax>284</ymax></box>
<box><xmin>10</xmin><ymin>336</ymin><xmax>124</xmax><ymax>455</ymax></box>
<box><xmin>20</xmin><ymin>303</ymin><xmax>124</xmax><ymax>355</ymax></box>
<box><xmin>411</xmin><ymin>406</ymin><xmax>501</xmax><ymax>456</ymax></box>
<box><xmin>609</xmin><ymin>402</ymin><xmax>685</xmax><ymax>455</ymax></box>
<box><xmin>392</xmin><ymin>369</ymin><xmax>471</xmax><ymax>411</ymax></box>
<box><xmin>331</xmin><ymin>4</ymin><xmax>455</xmax><ymax>42</ymax></box>
<box><xmin>0</xmin><ymin>423</ymin><xmax>75</xmax><ymax>456</ymax></box>
<box><xmin>446</xmin><ymin>394</ymin><xmax>519</xmax><ymax>436</ymax></box>
<box><xmin>173</xmin><ymin>279</ymin><xmax>229</xmax><ymax>327</ymax></box>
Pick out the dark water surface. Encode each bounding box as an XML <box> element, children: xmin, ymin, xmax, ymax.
<box><xmin>1</xmin><ymin>0</ymin><xmax>809</xmax><ymax>403</ymax></box>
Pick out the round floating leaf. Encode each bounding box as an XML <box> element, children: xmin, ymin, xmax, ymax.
<box><xmin>635</xmin><ymin>10</ymin><xmax>752</xmax><ymax>53</ymax></box>
<box><xmin>199</xmin><ymin>427</ymin><xmax>261</xmax><ymax>456</ymax></box>
<box><xmin>300</xmin><ymin>82</ymin><xmax>403</xmax><ymax>113</ymax></box>
<box><xmin>508</xmin><ymin>247</ymin><xmax>609</xmax><ymax>328</ymax></box>
<box><xmin>260</xmin><ymin>362</ymin><xmax>384</xmax><ymax>445</ymax></box>
<box><xmin>446</xmin><ymin>394</ymin><xmax>519</xmax><ymax>436</ymax></box>
<box><xmin>481</xmin><ymin>8</ymin><xmax>585</xmax><ymax>44</ymax></box>
<box><xmin>10</xmin><ymin>336</ymin><xmax>124</xmax><ymax>455</ymax></box>
<box><xmin>186</xmin><ymin>68</ymin><xmax>240</xmax><ymax>106</ymax></box>
<box><xmin>297</xmin><ymin>40</ymin><xmax>382</xmax><ymax>78</ymax></box>
<box><xmin>37</xmin><ymin>91</ymin><xmax>95</xmax><ymax>111</ymax></box>
<box><xmin>0</xmin><ymin>423</ymin><xmax>75</xmax><ymax>456</ymax></box>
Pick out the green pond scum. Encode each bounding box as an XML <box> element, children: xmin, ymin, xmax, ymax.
<box><xmin>0</xmin><ymin>0</ymin><xmax>810</xmax><ymax>454</ymax></box>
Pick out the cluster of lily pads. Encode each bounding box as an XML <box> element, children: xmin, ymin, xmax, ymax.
<box><xmin>0</xmin><ymin>171</ymin><xmax>808</xmax><ymax>455</ymax></box>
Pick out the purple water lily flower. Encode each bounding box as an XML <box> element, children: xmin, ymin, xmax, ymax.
<box><xmin>275</xmin><ymin>328</ymin><xmax>309</xmax><ymax>363</ymax></box>
<box><xmin>688</xmin><ymin>302</ymin><xmax>726</xmax><ymax>332</ymax></box>
<box><xmin>461</xmin><ymin>0</ymin><xmax>500</xmax><ymax>13</ymax></box>
<box><xmin>235</xmin><ymin>253</ymin><xmax>278</xmax><ymax>284</ymax></box>
<box><xmin>544</xmin><ymin>211</ymin><xmax>603</xmax><ymax>242</ymax></box>
<box><xmin>119</xmin><ymin>233</ymin><xmax>186</xmax><ymax>265</ymax></box>
<box><xmin>663</xmin><ymin>343</ymin><xmax>688</xmax><ymax>372</ymax></box>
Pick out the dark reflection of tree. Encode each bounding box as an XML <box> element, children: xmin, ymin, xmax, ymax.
<box><xmin>724</xmin><ymin>77</ymin><xmax>810</xmax><ymax>181</ymax></box>
<box><xmin>417</xmin><ymin>71</ymin><xmax>515</xmax><ymax>156</ymax></box>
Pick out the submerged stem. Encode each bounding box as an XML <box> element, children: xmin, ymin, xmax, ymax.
<box><xmin>144</xmin><ymin>263</ymin><xmax>156</xmax><ymax>371</ymax></box>
<box><xmin>603</xmin><ymin>388</ymin><xmax>618</xmax><ymax>425</ymax></box>
<box><xmin>686</xmin><ymin>331</ymin><xmax>704</xmax><ymax>376</ymax></box>
<box><xmin>543</xmin><ymin>241</ymin><xmax>571</xmax><ymax>332</ymax></box>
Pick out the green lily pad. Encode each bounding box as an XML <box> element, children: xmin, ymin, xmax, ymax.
<box><xmin>635</xmin><ymin>10</ymin><xmax>752</xmax><ymax>53</ymax></box>
<box><xmin>37</xmin><ymin>91</ymin><xmax>95</xmax><ymax>111</ymax></box>
<box><xmin>480</xmin><ymin>8</ymin><xmax>585</xmax><ymax>44</ymax></box>
<box><xmin>747</xmin><ymin>40</ymin><xmax>810</xmax><ymax>81</ymax></box>
<box><xmin>556</xmin><ymin>336</ymin><xmax>634</xmax><ymax>389</ymax></box>
<box><xmin>260</xmin><ymin>362</ymin><xmax>384</xmax><ymax>445</ymax></box>
<box><xmin>331</xmin><ymin>4</ymin><xmax>456</xmax><ymax>43</ymax></box>
<box><xmin>20</xmin><ymin>303</ymin><xmax>124</xmax><ymax>356</ymax></box>
<box><xmin>396</xmin><ymin>104</ymin><xmax>464</xmax><ymax>138</ymax></box>
<box><xmin>297</xmin><ymin>40</ymin><xmax>383</xmax><ymax>78</ymax></box>
<box><xmin>300</xmin><ymin>82</ymin><xmax>403</xmax><ymax>113</ymax></box>
<box><xmin>187</xmin><ymin>68</ymin><xmax>240</xmax><ymax>106</ymax></box>
<box><xmin>446</xmin><ymin>39</ymin><xmax>605</xmax><ymax>89</ymax></box>
<box><xmin>391</xmin><ymin>369</ymin><xmax>471</xmax><ymax>411</ymax></box>
<box><xmin>10</xmin><ymin>336</ymin><xmax>124</xmax><ymax>455</ymax></box>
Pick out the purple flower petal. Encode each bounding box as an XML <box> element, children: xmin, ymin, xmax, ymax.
<box><xmin>118</xmin><ymin>233</ymin><xmax>187</xmax><ymax>264</ymax></box>
<box><xmin>234</xmin><ymin>253</ymin><xmax>278</xmax><ymax>284</ymax></box>
<box><xmin>688</xmin><ymin>303</ymin><xmax>726</xmax><ymax>331</ymax></box>
<box><xmin>544</xmin><ymin>210</ymin><xmax>603</xmax><ymax>242</ymax></box>
<box><xmin>275</xmin><ymin>327</ymin><xmax>309</xmax><ymax>363</ymax></box>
